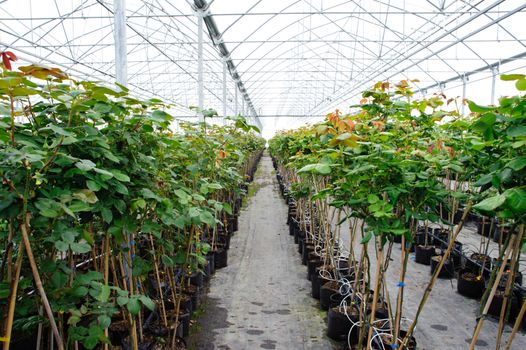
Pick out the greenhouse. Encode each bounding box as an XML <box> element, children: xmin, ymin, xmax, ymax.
<box><xmin>0</xmin><ymin>0</ymin><xmax>525</xmax><ymax>349</ymax></box>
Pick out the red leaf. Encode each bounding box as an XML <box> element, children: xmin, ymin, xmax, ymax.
<box><xmin>2</xmin><ymin>53</ymin><xmax>12</xmax><ymax>70</ymax></box>
<box><xmin>5</xmin><ymin>51</ymin><xmax>17</xmax><ymax>61</ymax></box>
<box><xmin>1</xmin><ymin>51</ymin><xmax>17</xmax><ymax>71</ymax></box>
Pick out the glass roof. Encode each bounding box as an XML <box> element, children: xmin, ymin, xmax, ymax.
<box><xmin>1</xmin><ymin>0</ymin><xmax>525</xmax><ymax>137</ymax></box>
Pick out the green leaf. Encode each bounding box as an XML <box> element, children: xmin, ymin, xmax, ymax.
<box><xmin>222</xmin><ymin>202</ymin><xmax>233</xmax><ymax>215</ymax></box>
<box><xmin>98</xmin><ymin>315</ymin><xmax>111</xmax><ymax>329</ymax></box>
<box><xmin>474</xmin><ymin>174</ymin><xmax>493</xmax><ymax>187</ymax></box>
<box><xmin>507</xmin><ymin>125</ymin><xmax>526</xmax><ymax>138</ymax></box>
<box><xmin>86</xmin><ymin>180</ymin><xmax>102</xmax><ymax>192</ymax></box>
<box><xmin>71</xmin><ymin>286</ymin><xmax>89</xmax><ymax>297</ymax></box>
<box><xmin>473</xmin><ymin>194</ymin><xmax>506</xmax><ymax>212</ymax></box>
<box><xmin>298</xmin><ymin>163</ymin><xmax>331</xmax><ymax>175</ymax></box>
<box><xmin>506</xmin><ymin>156</ymin><xmax>526</xmax><ymax>171</ymax></box>
<box><xmin>117</xmin><ymin>296</ymin><xmax>129</xmax><ymax>306</ymax></box>
<box><xmin>207</xmin><ymin>182</ymin><xmax>223</xmax><ymax>190</ymax></box>
<box><xmin>101</xmin><ymin>207</ymin><xmax>113</xmax><ymax>224</ymax></box>
<box><xmin>504</xmin><ymin>188</ymin><xmax>526</xmax><ymax>214</ymax></box>
<box><xmin>73</xmin><ymin>189</ymin><xmax>98</xmax><ymax>204</ymax></box>
<box><xmin>367</xmin><ymin>194</ymin><xmax>379</xmax><ymax>204</ymax></box>
<box><xmin>75</xmin><ymin>159</ymin><xmax>96</xmax><ymax>172</ymax></box>
<box><xmin>500</xmin><ymin>74</ymin><xmax>525</xmax><ymax>81</ymax></box>
<box><xmin>110</xmin><ymin>169</ymin><xmax>130</xmax><ymax>182</ymax></box>
<box><xmin>161</xmin><ymin>255</ymin><xmax>175</xmax><ymax>267</ymax></box>
<box><xmin>199</xmin><ymin>211</ymin><xmax>216</xmax><ymax>226</ymax></box>
<box><xmin>468</xmin><ymin>101</ymin><xmax>495</xmax><ymax>113</ymax></box>
<box><xmin>96</xmin><ymin>285</ymin><xmax>111</xmax><ymax>303</ymax></box>
<box><xmin>139</xmin><ymin>295</ymin><xmax>156</xmax><ymax>311</ymax></box>
<box><xmin>47</xmin><ymin>124</ymin><xmax>74</xmax><ymax>137</ymax></box>
<box><xmin>71</xmin><ymin>242</ymin><xmax>91</xmax><ymax>254</ymax></box>
<box><xmin>515</xmin><ymin>78</ymin><xmax>526</xmax><ymax>91</ymax></box>
<box><xmin>360</xmin><ymin>231</ymin><xmax>373</xmax><ymax>244</ymax></box>
<box><xmin>93</xmin><ymin>168</ymin><xmax>114</xmax><ymax>178</ymax></box>
<box><xmin>127</xmin><ymin>297</ymin><xmax>141</xmax><ymax>315</ymax></box>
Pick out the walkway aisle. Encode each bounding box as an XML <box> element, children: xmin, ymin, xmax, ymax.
<box><xmin>188</xmin><ymin>154</ymin><xmax>333</xmax><ymax>350</ymax></box>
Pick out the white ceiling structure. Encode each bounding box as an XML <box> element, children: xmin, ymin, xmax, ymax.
<box><xmin>1</xmin><ymin>0</ymin><xmax>525</xmax><ymax>137</ymax></box>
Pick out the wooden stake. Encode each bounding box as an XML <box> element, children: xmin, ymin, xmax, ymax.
<box><xmin>20</xmin><ymin>223</ymin><xmax>64</xmax><ymax>350</ymax></box>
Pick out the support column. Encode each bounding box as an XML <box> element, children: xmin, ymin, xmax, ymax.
<box><xmin>491</xmin><ymin>66</ymin><xmax>498</xmax><ymax>105</ymax></box>
<box><xmin>114</xmin><ymin>0</ymin><xmax>127</xmax><ymax>87</ymax></box>
<box><xmin>235</xmin><ymin>83</ymin><xmax>238</xmax><ymax>116</ymax></box>
<box><xmin>222</xmin><ymin>60</ymin><xmax>227</xmax><ymax>123</ymax></box>
<box><xmin>242</xmin><ymin>97</ymin><xmax>245</xmax><ymax>117</ymax></box>
<box><xmin>461</xmin><ymin>73</ymin><xmax>467</xmax><ymax>116</ymax></box>
<box><xmin>197</xmin><ymin>9</ymin><xmax>204</xmax><ymax>122</ymax></box>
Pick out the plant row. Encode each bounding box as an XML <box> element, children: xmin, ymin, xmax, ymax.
<box><xmin>269</xmin><ymin>76</ymin><xmax>525</xmax><ymax>349</ymax></box>
<box><xmin>0</xmin><ymin>63</ymin><xmax>265</xmax><ymax>349</ymax></box>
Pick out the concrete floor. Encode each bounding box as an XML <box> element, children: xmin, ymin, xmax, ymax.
<box><xmin>187</xmin><ymin>154</ymin><xmax>334</xmax><ymax>350</ymax></box>
<box><xmin>189</xmin><ymin>153</ymin><xmax>526</xmax><ymax>349</ymax></box>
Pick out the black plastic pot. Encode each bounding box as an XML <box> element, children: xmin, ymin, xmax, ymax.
<box><xmin>329</xmin><ymin>291</ymin><xmax>345</xmax><ymax>309</ymax></box>
<box><xmin>477</xmin><ymin>217</ymin><xmax>494</xmax><ymax>237</ymax></box>
<box><xmin>311</xmin><ymin>271</ymin><xmax>331</xmax><ymax>299</ymax></box>
<box><xmin>327</xmin><ymin>306</ymin><xmax>357</xmax><ymax>342</ymax></box>
<box><xmin>184</xmin><ymin>286</ymin><xmax>200</xmax><ymax>311</ymax></box>
<box><xmin>307</xmin><ymin>258</ymin><xmax>323</xmax><ymax>281</ymax></box>
<box><xmin>320</xmin><ymin>281</ymin><xmax>339</xmax><ymax>310</ymax></box>
<box><xmin>464</xmin><ymin>253</ymin><xmax>492</xmax><ymax>278</ymax></box>
<box><xmin>215</xmin><ymin>247</ymin><xmax>228</xmax><ymax>269</ymax></box>
<box><xmin>488</xmin><ymin>291</ymin><xmax>520</xmax><ymax>320</ymax></box>
<box><xmin>206</xmin><ymin>252</ymin><xmax>215</xmax><ymax>276</ymax></box>
<box><xmin>430</xmin><ymin>255</ymin><xmax>454</xmax><ymax>279</ymax></box>
<box><xmin>451</xmin><ymin>241</ymin><xmax>463</xmax><ymax>268</ymax></box>
<box><xmin>415</xmin><ymin>245</ymin><xmax>436</xmax><ymax>265</ymax></box>
<box><xmin>179</xmin><ymin>311</ymin><xmax>191</xmax><ymax>337</ymax></box>
<box><xmin>189</xmin><ymin>271</ymin><xmax>204</xmax><ymax>288</ymax></box>
<box><xmin>457</xmin><ymin>270</ymin><xmax>485</xmax><ymax>299</ymax></box>
<box><xmin>302</xmin><ymin>243</ymin><xmax>314</xmax><ymax>265</ymax></box>
<box><xmin>218</xmin><ymin>234</ymin><xmax>231</xmax><ymax>250</ymax></box>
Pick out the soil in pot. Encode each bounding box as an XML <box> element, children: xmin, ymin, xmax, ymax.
<box><xmin>110</xmin><ymin>317</ymin><xmax>130</xmax><ymax>346</ymax></box>
<box><xmin>464</xmin><ymin>253</ymin><xmax>492</xmax><ymax>278</ymax></box>
<box><xmin>430</xmin><ymin>255</ymin><xmax>454</xmax><ymax>279</ymax></box>
<box><xmin>376</xmin><ymin>330</ymin><xmax>417</xmax><ymax>350</ymax></box>
<box><xmin>457</xmin><ymin>270</ymin><xmax>485</xmax><ymax>299</ymax></box>
<box><xmin>166</xmin><ymin>295</ymin><xmax>193</xmax><ymax>315</ymax></box>
<box><xmin>121</xmin><ymin>334</ymin><xmax>157</xmax><ymax>350</ymax></box>
<box><xmin>415</xmin><ymin>245</ymin><xmax>436</xmax><ymax>265</ymax></box>
<box><xmin>320</xmin><ymin>281</ymin><xmax>340</xmax><ymax>310</ymax></box>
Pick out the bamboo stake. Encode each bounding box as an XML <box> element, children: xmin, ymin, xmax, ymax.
<box><xmin>495</xmin><ymin>227</ymin><xmax>523</xmax><ymax>349</ymax></box>
<box><xmin>149</xmin><ymin>234</ymin><xmax>168</xmax><ymax>327</ymax></box>
<box><xmin>366</xmin><ymin>236</ymin><xmax>384</xmax><ymax>348</ymax></box>
<box><xmin>400</xmin><ymin>203</ymin><xmax>472</xmax><ymax>350</ymax></box>
<box><xmin>2</xmin><ymin>241</ymin><xmax>24</xmax><ymax>350</ymax></box>
<box><xmin>504</xmin><ymin>291</ymin><xmax>526</xmax><ymax>350</ymax></box>
<box><xmin>103</xmin><ymin>233</ymin><xmax>110</xmax><ymax>350</ymax></box>
<box><xmin>20</xmin><ymin>223</ymin><xmax>64</xmax><ymax>350</ymax></box>
<box><xmin>469</xmin><ymin>235</ymin><xmax>516</xmax><ymax>350</ymax></box>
